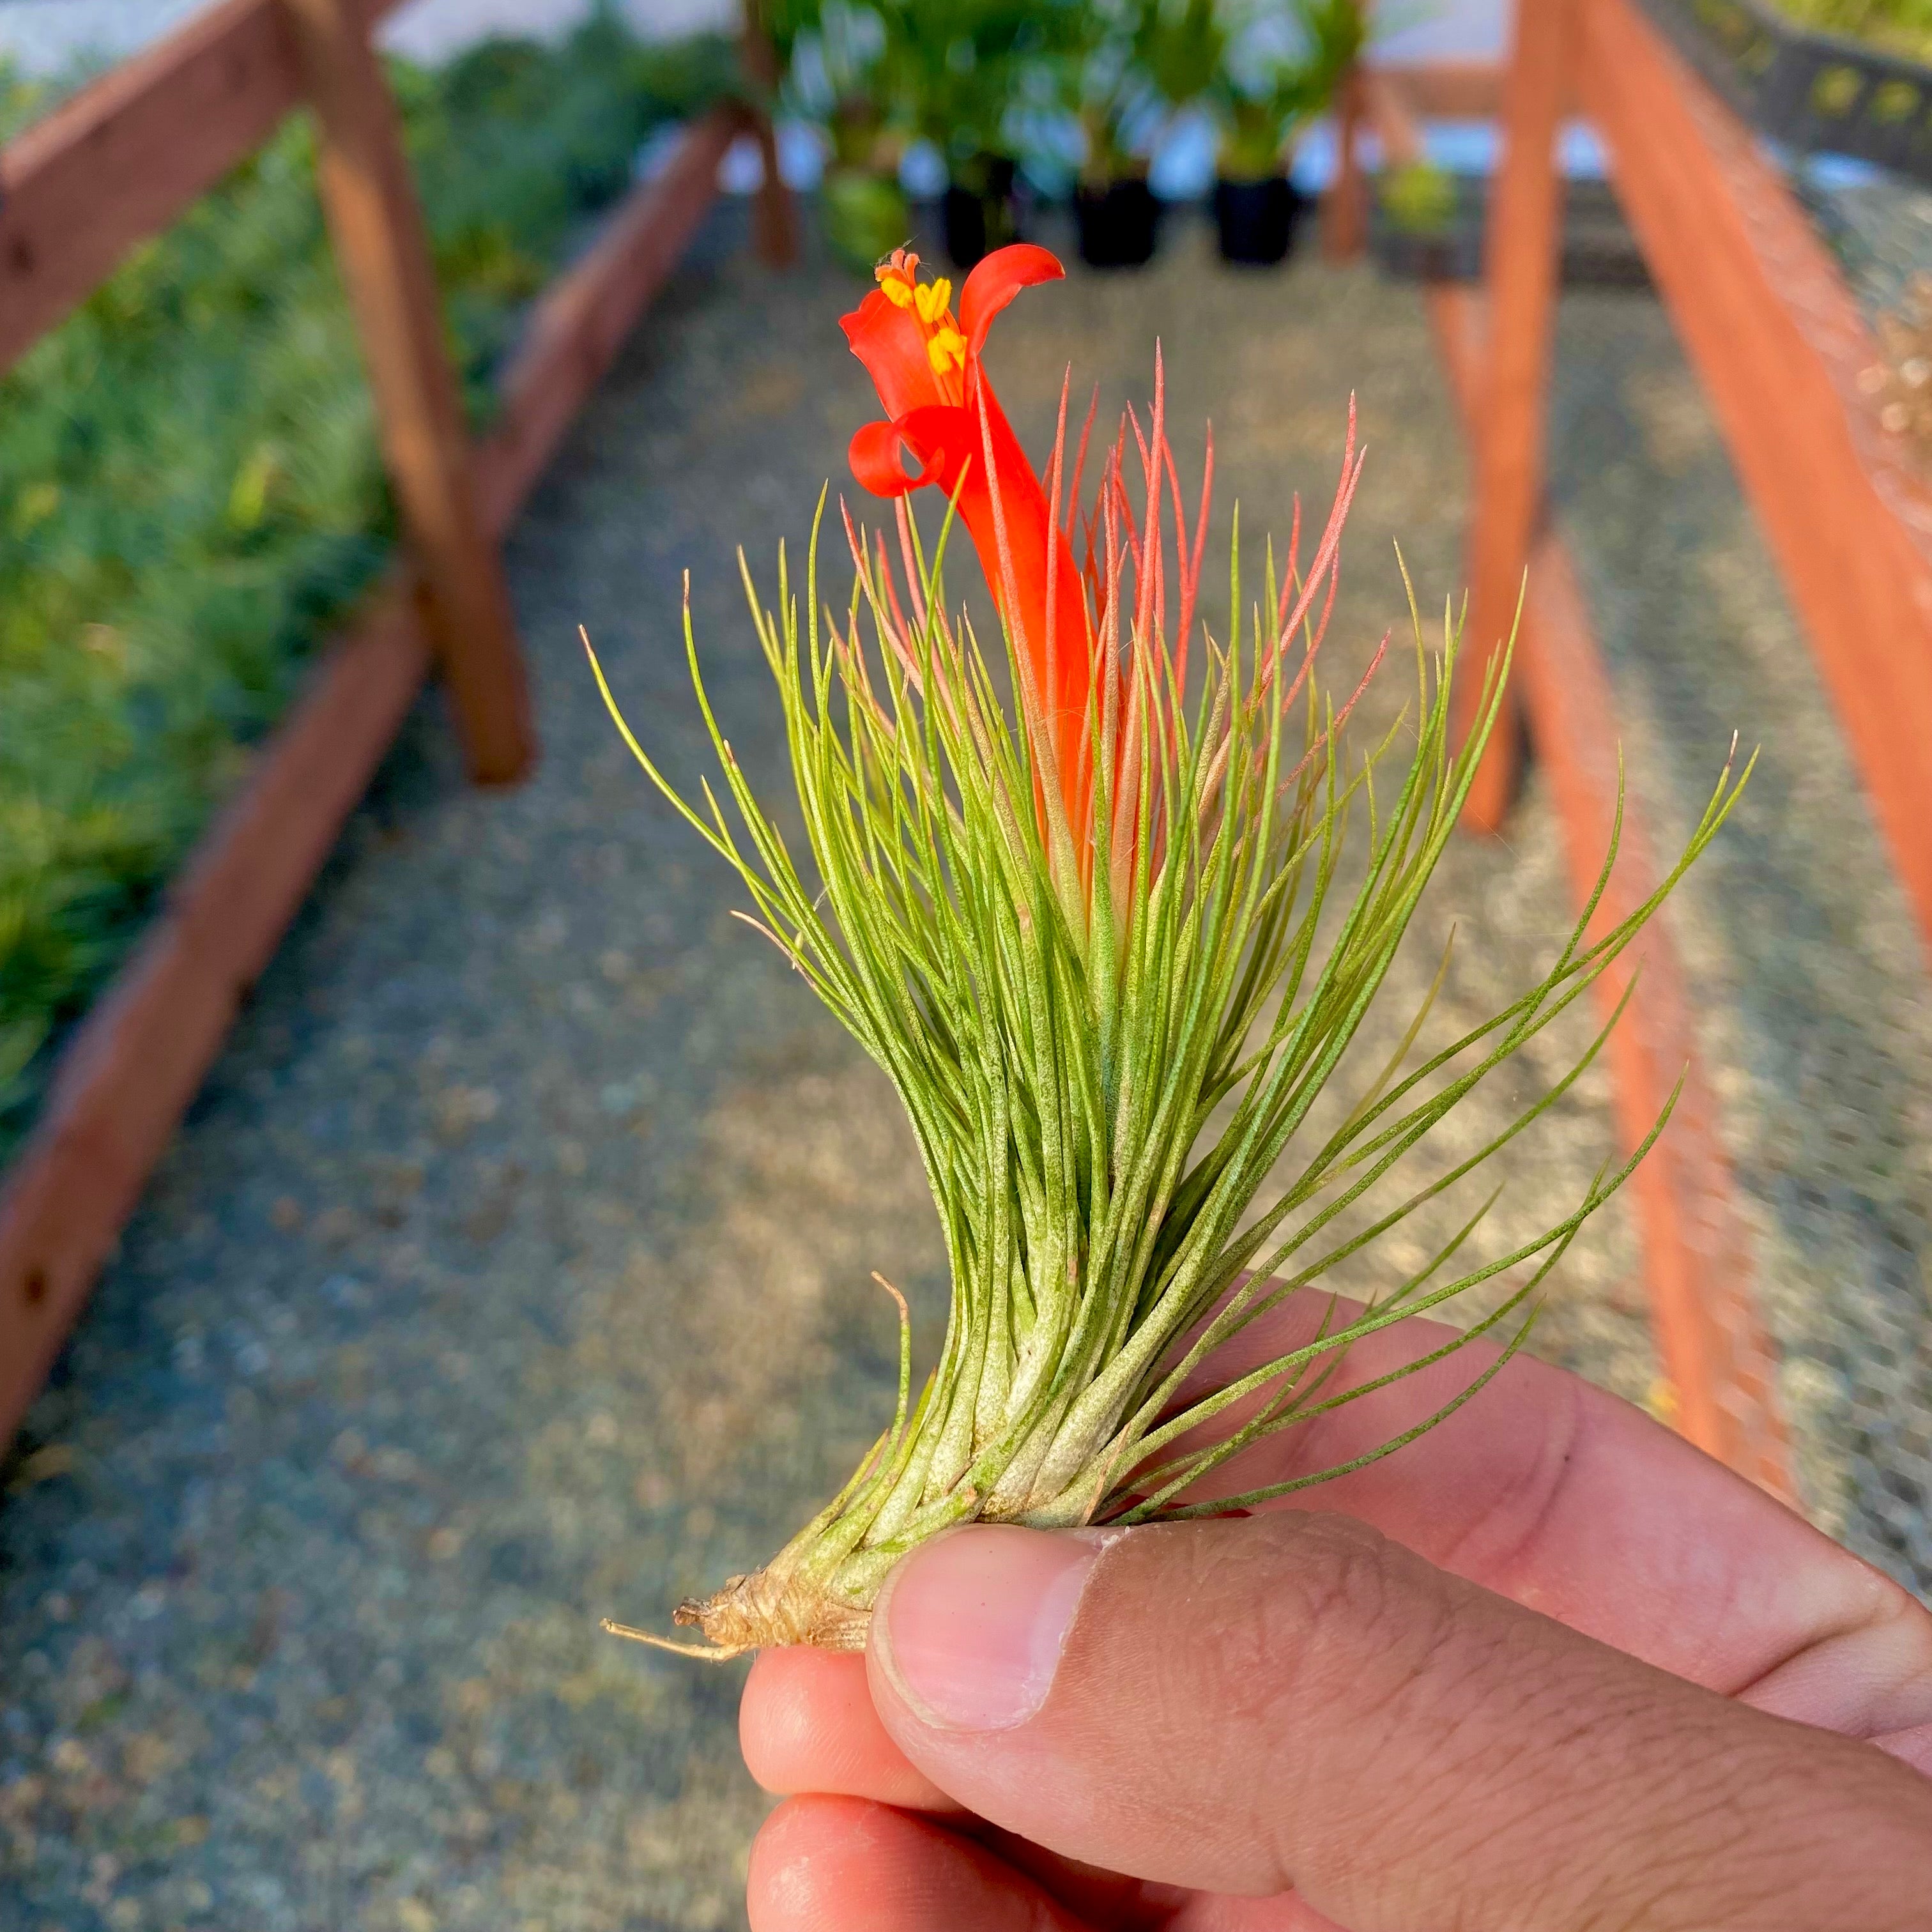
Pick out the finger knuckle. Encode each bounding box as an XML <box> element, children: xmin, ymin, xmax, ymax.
<box><xmin>1200</xmin><ymin>1517</ymin><xmax>1451</xmax><ymax>1775</ymax></box>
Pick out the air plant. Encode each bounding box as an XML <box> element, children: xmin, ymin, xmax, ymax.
<box><xmin>592</xmin><ymin>244</ymin><xmax>1747</xmax><ymax>1657</ymax></box>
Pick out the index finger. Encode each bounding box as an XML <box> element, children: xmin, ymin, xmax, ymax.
<box><xmin>1176</xmin><ymin>1289</ymin><xmax>1932</xmax><ymax>1737</ymax></box>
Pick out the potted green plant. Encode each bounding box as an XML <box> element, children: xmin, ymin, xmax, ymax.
<box><xmin>1368</xmin><ymin>155</ymin><xmax>1473</xmax><ymax>280</ymax></box>
<box><xmin>788</xmin><ymin>0</ymin><xmax>908</xmax><ymax>272</ymax></box>
<box><xmin>1061</xmin><ymin>0</ymin><xmax>1220</xmax><ymax>267</ymax></box>
<box><xmin>878</xmin><ymin>0</ymin><xmax>1049</xmax><ymax>269</ymax></box>
<box><xmin>1211</xmin><ymin>0</ymin><xmax>1362</xmax><ymax>265</ymax></box>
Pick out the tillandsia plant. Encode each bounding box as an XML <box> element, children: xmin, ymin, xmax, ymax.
<box><xmin>591</xmin><ymin>243</ymin><xmax>1749</xmax><ymax>1659</ymax></box>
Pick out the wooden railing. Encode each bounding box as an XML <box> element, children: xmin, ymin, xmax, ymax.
<box><xmin>0</xmin><ymin>0</ymin><xmax>788</xmax><ymax>1439</ymax></box>
<box><xmin>1346</xmin><ymin>17</ymin><xmax>1932</xmax><ymax>1494</ymax></box>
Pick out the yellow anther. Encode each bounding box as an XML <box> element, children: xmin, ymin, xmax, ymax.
<box><xmin>926</xmin><ymin>326</ymin><xmax>967</xmax><ymax>376</ymax></box>
<box><xmin>915</xmin><ymin>278</ymin><xmax>953</xmax><ymax>326</ymax></box>
<box><xmin>875</xmin><ymin>248</ymin><xmax>921</xmax><ymax>306</ymax></box>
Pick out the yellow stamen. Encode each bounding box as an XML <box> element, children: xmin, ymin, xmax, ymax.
<box><xmin>927</xmin><ymin>326</ymin><xmax>967</xmax><ymax>376</ymax></box>
<box><xmin>875</xmin><ymin>248</ymin><xmax>923</xmax><ymax>307</ymax></box>
<box><xmin>915</xmin><ymin>278</ymin><xmax>953</xmax><ymax>326</ymax></box>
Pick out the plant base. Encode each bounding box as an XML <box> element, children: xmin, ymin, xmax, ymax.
<box><xmin>604</xmin><ymin>1563</ymin><xmax>871</xmax><ymax>1660</ymax></box>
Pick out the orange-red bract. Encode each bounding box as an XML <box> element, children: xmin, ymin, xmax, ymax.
<box><xmin>842</xmin><ymin>245</ymin><xmax>1094</xmax><ymax>844</ymax></box>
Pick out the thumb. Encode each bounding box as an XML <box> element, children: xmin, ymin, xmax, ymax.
<box><xmin>866</xmin><ymin>1515</ymin><xmax>1932</xmax><ymax>1931</ymax></box>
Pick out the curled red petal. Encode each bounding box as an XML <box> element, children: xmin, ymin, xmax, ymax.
<box><xmin>848</xmin><ymin>420</ymin><xmax>942</xmax><ymax>498</ymax></box>
<box><xmin>890</xmin><ymin>404</ymin><xmax>978</xmax><ymax>502</ymax></box>
<box><xmin>840</xmin><ymin>288</ymin><xmax>946</xmax><ymax>424</ymax></box>
<box><xmin>959</xmin><ymin>244</ymin><xmax>1065</xmax><ymax>360</ymax></box>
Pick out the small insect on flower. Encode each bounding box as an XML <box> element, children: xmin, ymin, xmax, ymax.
<box><xmin>587</xmin><ymin>245</ymin><xmax>1749</xmax><ymax>1660</ymax></box>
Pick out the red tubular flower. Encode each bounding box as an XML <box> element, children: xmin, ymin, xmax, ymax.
<box><xmin>842</xmin><ymin>247</ymin><xmax>1094</xmax><ymax>845</ymax></box>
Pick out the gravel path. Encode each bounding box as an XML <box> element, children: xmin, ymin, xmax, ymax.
<box><xmin>1</xmin><ymin>199</ymin><xmax>1926</xmax><ymax>1930</ymax></box>
<box><xmin>1548</xmin><ymin>288</ymin><xmax>1932</xmax><ymax>1591</ymax></box>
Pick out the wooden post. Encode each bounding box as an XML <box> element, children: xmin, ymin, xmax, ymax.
<box><xmin>1321</xmin><ymin>60</ymin><xmax>1369</xmax><ymax>261</ymax></box>
<box><xmin>1457</xmin><ymin>0</ymin><xmax>1576</xmax><ymax>831</ymax></box>
<box><xmin>1580</xmin><ymin>0</ymin><xmax>1932</xmax><ymax>954</ymax></box>
<box><xmin>740</xmin><ymin>13</ymin><xmax>799</xmax><ymax>270</ymax></box>
<box><xmin>280</xmin><ymin>0</ymin><xmax>535</xmax><ymax>784</ymax></box>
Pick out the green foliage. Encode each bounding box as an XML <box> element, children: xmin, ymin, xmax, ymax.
<box><xmin>1213</xmin><ymin>0</ymin><xmax>1364</xmax><ymax>181</ymax></box>
<box><xmin>821</xmin><ymin>164</ymin><xmax>912</xmax><ymax>267</ymax></box>
<box><xmin>0</xmin><ymin>58</ymin><xmax>52</xmax><ymax>142</ymax></box>
<box><xmin>1770</xmin><ymin>0</ymin><xmax>1932</xmax><ymax>61</ymax></box>
<box><xmin>1069</xmin><ymin>0</ymin><xmax>1222</xmax><ymax>184</ymax></box>
<box><xmin>1134</xmin><ymin>0</ymin><xmax>1227</xmax><ymax>111</ymax></box>
<box><xmin>1065</xmin><ymin>0</ymin><xmax>1356</xmax><ymax>188</ymax></box>
<box><xmin>775</xmin><ymin>0</ymin><xmax>1367</xmax><ymax>195</ymax></box>
<box><xmin>755</xmin><ymin>0</ymin><xmax>832</xmax><ymax>74</ymax></box>
<box><xmin>783</xmin><ymin>0</ymin><xmax>1084</xmax><ymax>181</ymax></box>
<box><xmin>784</xmin><ymin>0</ymin><xmax>896</xmax><ymax>169</ymax></box>
<box><xmin>1379</xmin><ymin>157</ymin><xmax>1459</xmax><ymax>234</ymax></box>
<box><xmin>878</xmin><ymin>0</ymin><xmax>1077</xmax><ymax>172</ymax></box>
<box><xmin>0</xmin><ymin>16</ymin><xmax>732</xmax><ymax>1144</ymax></box>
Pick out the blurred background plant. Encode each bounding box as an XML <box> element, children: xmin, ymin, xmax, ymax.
<box><xmin>781</xmin><ymin>0</ymin><xmax>907</xmax><ymax>265</ymax></box>
<box><xmin>877</xmin><ymin>0</ymin><xmax>1075</xmax><ymax>263</ymax></box>
<box><xmin>1208</xmin><ymin>0</ymin><xmax>1363</xmax><ymax>263</ymax></box>
<box><xmin>1068</xmin><ymin>0</ymin><xmax>1220</xmax><ymax>188</ymax></box>
<box><xmin>1774</xmin><ymin>0</ymin><xmax>1932</xmax><ymax>61</ymax></box>
<box><xmin>1211</xmin><ymin>0</ymin><xmax>1362</xmax><ymax>181</ymax></box>
<box><xmin>1378</xmin><ymin>153</ymin><xmax>1459</xmax><ymax>233</ymax></box>
<box><xmin>879</xmin><ymin>0</ymin><xmax>1049</xmax><ymax>183</ymax></box>
<box><xmin>0</xmin><ymin>7</ymin><xmax>732</xmax><ymax>1149</ymax></box>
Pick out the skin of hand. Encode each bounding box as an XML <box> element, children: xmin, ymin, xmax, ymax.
<box><xmin>737</xmin><ymin>1295</ymin><xmax>1932</xmax><ymax>1931</ymax></box>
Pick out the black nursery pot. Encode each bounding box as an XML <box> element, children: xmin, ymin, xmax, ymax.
<box><xmin>942</xmin><ymin>155</ymin><xmax>1018</xmax><ymax>269</ymax></box>
<box><xmin>1213</xmin><ymin>174</ymin><xmax>1305</xmax><ymax>266</ymax></box>
<box><xmin>1075</xmin><ymin>178</ymin><xmax>1159</xmax><ymax>270</ymax></box>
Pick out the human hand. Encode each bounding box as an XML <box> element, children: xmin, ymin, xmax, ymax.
<box><xmin>739</xmin><ymin>1300</ymin><xmax>1932</xmax><ymax>1930</ymax></box>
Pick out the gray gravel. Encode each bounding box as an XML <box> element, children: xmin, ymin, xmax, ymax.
<box><xmin>1548</xmin><ymin>286</ymin><xmax>1932</xmax><ymax>1592</ymax></box>
<box><xmin>1</xmin><ymin>197</ymin><xmax>1928</xmax><ymax>1930</ymax></box>
<box><xmin>1802</xmin><ymin>162</ymin><xmax>1932</xmax><ymax>325</ymax></box>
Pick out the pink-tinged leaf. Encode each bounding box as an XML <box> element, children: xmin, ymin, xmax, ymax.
<box><xmin>1269</xmin><ymin>400</ymin><xmax>1363</xmax><ymax>683</ymax></box>
<box><xmin>893</xmin><ymin>498</ymin><xmax>928</xmax><ymax>638</ymax></box>
<box><xmin>1165</xmin><ymin>423</ymin><xmax>1212</xmax><ymax>697</ymax></box>
<box><xmin>1064</xmin><ymin>382</ymin><xmax>1101</xmax><ymax>544</ymax></box>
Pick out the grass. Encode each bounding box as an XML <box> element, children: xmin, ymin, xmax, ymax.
<box><xmin>0</xmin><ymin>11</ymin><xmax>735</xmax><ymax>1151</ymax></box>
